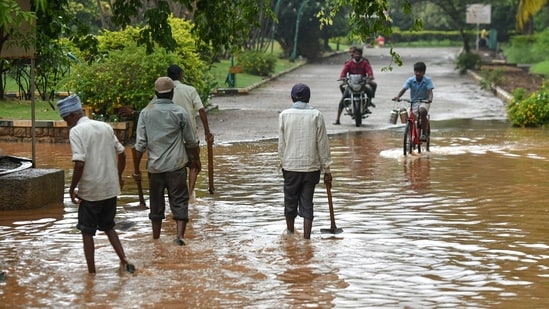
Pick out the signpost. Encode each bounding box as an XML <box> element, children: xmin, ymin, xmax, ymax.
<box><xmin>466</xmin><ymin>4</ymin><xmax>491</xmax><ymax>50</ymax></box>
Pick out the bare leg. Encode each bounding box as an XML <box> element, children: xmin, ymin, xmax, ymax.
<box><xmin>152</xmin><ymin>220</ymin><xmax>162</xmax><ymax>239</ymax></box>
<box><xmin>420</xmin><ymin>107</ymin><xmax>428</xmax><ymax>134</ymax></box>
<box><xmin>105</xmin><ymin>229</ymin><xmax>128</xmax><ymax>263</ymax></box>
<box><xmin>174</xmin><ymin>220</ymin><xmax>187</xmax><ymax>246</ymax></box>
<box><xmin>303</xmin><ymin>218</ymin><xmax>313</xmax><ymax>239</ymax></box>
<box><xmin>105</xmin><ymin>229</ymin><xmax>135</xmax><ymax>273</ymax></box>
<box><xmin>334</xmin><ymin>106</ymin><xmax>343</xmax><ymax>124</ymax></box>
<box><xmin>285</xmin><ymin>216</ymin><xmax>295</xmax><ymax>233</ymax></box>
<box><xmin>82</xmin><ymin>233</ymin><xmax>96</xmax><ymax>273</ymax></box>
<box><xmin>176</xmin><ymin>220</ymin><xmax>186</xmax><ymax>239</ymax></box>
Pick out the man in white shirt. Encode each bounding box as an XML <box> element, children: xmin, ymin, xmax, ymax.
<box><xmin>278</xmin><ymin>83</ymin><xmax>333</xmax><ymax>239</ymax></box>
<box><xmin>167</xmin><ymin>64</ymin><xmax>214</xmax><ymax>198</ymax></box>
<box><xmin>57</xmin><ymin>94</ymin><xmax>135</xmax><ymax>273</ymax></box>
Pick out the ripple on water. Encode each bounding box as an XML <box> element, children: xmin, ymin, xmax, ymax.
<box><xmin>3</xmin><ymin>125</ymin><xmax>549</xmax><ymax>307</ymax></box>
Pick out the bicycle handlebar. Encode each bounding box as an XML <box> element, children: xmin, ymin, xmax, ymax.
<box><xmin>392</xmin><ymin>98</ymin><xmax>431</xmax><ymax>103</ymax></box>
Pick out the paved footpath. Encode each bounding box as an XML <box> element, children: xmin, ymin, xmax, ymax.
<box><xmin>207</xmin><ymin>47</ymin><xmax>506</xmax><ymax>144</ymax></box>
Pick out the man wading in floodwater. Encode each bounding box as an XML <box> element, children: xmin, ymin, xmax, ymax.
<box><xmin>278</xmin><ymin>83</ymin><xmax>333</xmax><ymax>239</ymax></box>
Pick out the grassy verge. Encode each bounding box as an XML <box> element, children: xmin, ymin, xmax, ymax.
<box><xmin>0</xmin><ymin>99</ymin><xmax>61</xmax><ymax>120</ymax></box>
<box><xmin>209</xmin><ymin>57</ymin><xmax>304</xmax><ymax>89</ymax></box>
<box><xmin>1</xmin><ymin>57</ymin><xmax>306</xmax><ymax>120</ymax></box>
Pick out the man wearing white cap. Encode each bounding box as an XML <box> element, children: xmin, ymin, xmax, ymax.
<box><xmin>132</xmin><ymin>77</ymin><xmax>200</xmax><ymax>246</ymax></box>
<box><xmin>57</xmin><ymin>94</ymin><xmax>135</xmax><ymax>273</ymax></box>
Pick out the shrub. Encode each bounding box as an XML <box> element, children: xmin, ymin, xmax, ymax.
<box><xmin>507</xmin><ymin>81</ymin><xmax>549</xmax><ymax>127</ymax></box>
<box><xmin>236</xmin><ymin>51</ymin><xmax>277</xmax><ymax>76</ymax></box>
<box><xmin>64</xmin><ymin>46</ymin><xmax>180</xmax><ymax>120</ymax></box>
<box><xmin>59</xmin><ymin>17</ymin><xmax>211</xmax><ymax>120</ymax></box>
<box><xmin>504</xmin><ymin>30</ymin><xmax>549</xmax><ymax>64</ymax></box>
<box><xmin>455</xmin><ymin>52</ymin><xmax>482</xmax><ymax>74</ymax></box>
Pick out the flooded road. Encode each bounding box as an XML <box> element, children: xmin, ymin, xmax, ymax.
<box><xmin>2</xmin><ymin>47</ymin><xmax>549</xmax><ymax>308</ymax></box>
<box><xmin>2</xmin><ymin>118</ymin><xmax>549</xmax><ymax>308</ymax></box>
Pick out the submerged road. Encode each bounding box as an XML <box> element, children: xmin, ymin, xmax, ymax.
<box><xmin>207</xmin><ymin>47</ymin><xmax>507</xmax><ymax>144</ymax></box>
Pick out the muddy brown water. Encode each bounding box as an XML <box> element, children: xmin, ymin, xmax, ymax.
<box><xmin>2</xmin><ymin>117</ymin><xmax>549</xmax><ymax>308</ymax></box>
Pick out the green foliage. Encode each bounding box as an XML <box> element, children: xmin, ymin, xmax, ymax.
<box><xmin>455</xmin><ymin>52</ymin><xmax>482</xmax><ymax>74</ymax></box>
<box><xmin>59</xmin><ymin>17</ymin><xmax>211</xmax><ymax>120</ymax></box>
<box><xmin>236</xmin><ymin>51</ymin><xmax>277</xmax><ymax>76</ymax></box>
<box><xmin>111</xmin><ymin>0</ymin><xmax>271</xmax><ymax>53</ymax></box>
<box><xmin>507</xmin><ymin>82</ymin><xmax>549</xmax><ymax>127</ymax></box>
<box><xmin>504</xmin><ymin>29</ymin><xmax>549</xmax><ymax>65</ymax></box>
<box><xmin>479</xmin><ymin>68</ymin><xmax>506</xmax><ymax>92</ymax></box>
<box><xmin>530</xmin><ymin>60</ymin><xmax>549</xmax><ymax>78</ymax></box>
<box><xmin>63</xmin><ymin>45</ymin><xmax>179</xmax><ymax>120</ymax></box>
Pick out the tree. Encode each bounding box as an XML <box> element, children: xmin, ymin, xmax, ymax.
<box><xmin>111</xmin><ymin>0</ymin><xmax>272</xmax><ymax>54</ymax></box>
<box><xmin>0</xmin><ymin>0</ymin><xmax>47</xmax><ymax>99</ymax></box>
<box><xmin>320</xmin><ymin>0</ymin><xmax>420</xmax><ymax>68</ymax></box>
<box><xmin>109</xmin><ymin>0</ymin><xmax>413</xmax><ymax>68</ymax></box>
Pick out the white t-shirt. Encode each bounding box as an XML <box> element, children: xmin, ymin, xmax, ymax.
<box><xmin>172</xmin><ymin>80</ymin><xmax>204</xmax><ymax>140</ymax></box>
<box><xmin>69</xmin><ymin>117</ymin><xmax>125</xmax><ymax>201</ymax></box>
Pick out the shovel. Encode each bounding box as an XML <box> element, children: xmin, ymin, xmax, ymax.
<box><xmin>320</xmin><ymin>182</ymin><xmax>343</xmax><ymax>234</ymax></box>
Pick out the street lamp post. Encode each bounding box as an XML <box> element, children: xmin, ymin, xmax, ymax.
<box><xmin>290</xmin><ymin>0</ymin><xmax>310</xmax><ymax>61</ymax></box>
<box><xmin>270</xmin><ymin>0</ymin><xmax>282</xmax><ymax>55</ymax></box>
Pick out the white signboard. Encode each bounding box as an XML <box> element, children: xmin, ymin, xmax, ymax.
<box><xmin>466</xmin><ymin>4</ymin><xmax>491</xmax><ymax>24</ymax></box>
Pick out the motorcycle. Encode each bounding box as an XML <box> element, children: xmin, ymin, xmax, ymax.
<box><xmin>341</xmin><ymin>73</ymin><xmax>373</xmax><ymax>127</ymax></box>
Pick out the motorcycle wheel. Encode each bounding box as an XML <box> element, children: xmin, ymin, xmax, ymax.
<box><xmin>354</xmin><ymin>100</ymin><xmax>362</xmax><ymax>127</ymax></box>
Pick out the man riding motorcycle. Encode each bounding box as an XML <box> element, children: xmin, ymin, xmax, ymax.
<box><xmin>334</xmin><ymin>47</ymin><xmax>377</xmax><ymax>125</ymax></box>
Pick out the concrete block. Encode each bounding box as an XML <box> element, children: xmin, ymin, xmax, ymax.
<box><xmin>0</xmin><ymin>168</ymin><xmax>65</xmax><ymax>210</ymax></box>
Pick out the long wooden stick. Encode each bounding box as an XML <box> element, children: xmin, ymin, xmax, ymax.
<box><xmin>207</xmin><ymin>138</ymin><xmax>214</xmax><ymax>194</ymax></box>
<box><xmin>131</xmin><ymin>147</ymin><xmax>147</xmax><ymax>208</ymax></box>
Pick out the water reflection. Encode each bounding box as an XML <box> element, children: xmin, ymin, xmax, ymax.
<box><xmin>2</xmin><ymin>120</ymin><xmax>549</xmax><ymax>307</ymax></box>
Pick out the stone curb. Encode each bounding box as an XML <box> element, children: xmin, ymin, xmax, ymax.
<box><xmin>466</xmin><ymin>69</ymin><xmax>512</xmax><ymax>104</ymax></box>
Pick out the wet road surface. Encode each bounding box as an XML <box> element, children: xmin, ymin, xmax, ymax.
<box><xmin>2</xmin><ymin>48</ymin><xmax>549</xmax><ymax>308</ymax></box>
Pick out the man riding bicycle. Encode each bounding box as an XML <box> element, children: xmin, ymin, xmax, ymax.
<box><xmin>393</xmin><ymin>62</ymin><xmax>434</xmax><ymax>141</ymax></box>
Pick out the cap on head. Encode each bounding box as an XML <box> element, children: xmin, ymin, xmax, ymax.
<box><xmin>57</xmin><ymin>94</ymin><xmax>82</xmax><ymax>118</ymax></box>
<box><xmin>155</xmin><ymin>76</ymin><xmax>175</xmax><ymax>93</ymax></box>
<box><xmin>291</xmin><ymin>83</ymin><xmax>311</xmax><ymax>103</ymax></box>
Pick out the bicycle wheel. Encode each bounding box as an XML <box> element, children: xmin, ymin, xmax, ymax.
<box><xmin>403</xmin><ymin>121</ymin><xmax>413</xmax><ymax>156</ymax></box>
<box><xmin>417</xmin><ymin>119</ymin><xmax>422</xmax><ymax>154</ymax></box>
<box><xmin>425</xmin><ymin>118</ymin><xmax>431</xmax><ymax>152</ymax></box>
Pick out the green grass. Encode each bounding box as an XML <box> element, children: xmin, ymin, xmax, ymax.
<box><xmin>530</xmin><ymin>60</ymin><xmax>549</xmax><ymax>78</ymax></box>
<box><xmin>209</xmin><ymin>57</ymin><xmax>303</xmax><ymax>88</ymax></box>
<box><xmin>0</xmin><ymin>99</ymin><xmax>62</xmax><ymax>120</ymax></box>
<box><xmin>1</xmin><ymin>56</ymin><xmax>305</xmax><ymax>120</ymax></box>
<box><xmin>501</xmin><ymin>44</ymin><xmax>549</xmax><ymax>77</ymax></box>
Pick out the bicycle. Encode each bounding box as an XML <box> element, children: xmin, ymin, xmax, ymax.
<box><xmin>392</xmin><ymin>98</ymin><xmax>431</xmax><ymax>156</ymax></box>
